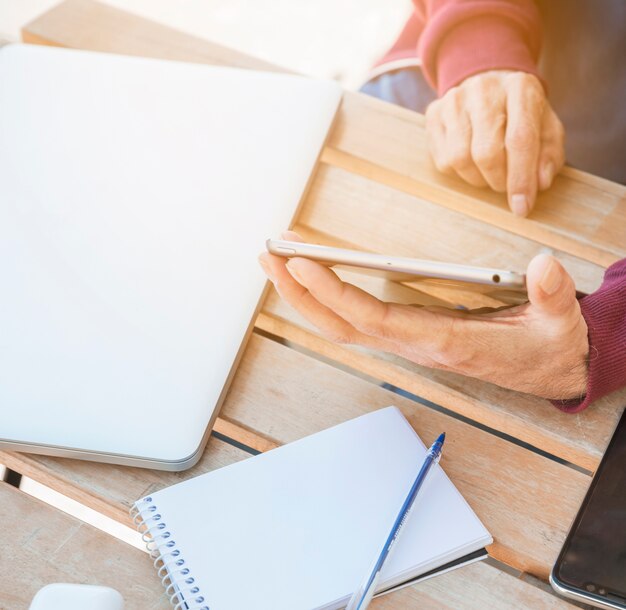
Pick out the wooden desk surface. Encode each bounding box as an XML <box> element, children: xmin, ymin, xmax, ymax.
<box><xmin>2</xmin><ymin>0</ymin><xmax>625</xmax><ymax>607</ymax></box>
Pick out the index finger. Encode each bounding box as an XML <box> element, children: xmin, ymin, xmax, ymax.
<box><xmin>505</xmin><ymin>75</ymin><xmax>544</xmax><ymax>216</ymax></box>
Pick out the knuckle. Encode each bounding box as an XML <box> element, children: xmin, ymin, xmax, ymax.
<box><xmin>506</xmin><ymin>73</ymin><xmax>545</xmax><ymax>108</ymax></box>
<box><xmin>441</xmin><ymin>89</ymin><xmax>466</xmax><ymax>122</ymax></box>
<box><xmin>432</xmin><ymin>156</ymin><xmax>449</xmax><ymax>174</ymax></box>
<box><xmin>325</xmin><ymin>329</ymin><xmax>354</xmax><ymax>345</ymax></box>
<box><xmin>450</xmin><ymin>88</ymin><xmax>467</xmax><ymax>115</ymax></box>
<box><xmin>447</xmin><ymin>146</ymin><xmax>473</xmax><ymax>170</ymax></box>
<box><xmin>466</xmin><ymin>72</ymin><xmax>498</xmax><ymax>97</ymax></box>
<box><xmin>540</xmin><ymin>143</ymin><xmax>562</xmax><ymax>166</ymax></box>
<box><xmin>356</xmin><ymin>321</ymin><xmax>382</xmax><ymax>338</ymax></box>
<box><xmin>355</xmin><ymin>304</ymin><xmax>390</xmax><ymax>339</ymax></box>
<box><xmin>508</xmin><ymin>71</ymin><xmax>539</xmax><ymax>89</ymax></box>
<box><xmin>435</xmin><ymin>159</ymin><xmax>454</xmax><ymax>176</ymax></box>
<box><xmin>444</xmin><ymin>84</ymin><xmax>461</xmax><ymax>101</ymax></box>
<box><xmin>506</xmin><ymin>125</ymin><xmax>539</xmax><ymax>151</ymax></box>
<box><xmin>504</xmin><ymin>71</ymin><xmax>525</xmax><ymax>91</ymax></box>
<box><xmin>525</xmin><ymin>78</ymin><xmax>545</xmax><ymax>101</ymax></box>
<box><xmin>431</xmin><ymin>317</ymin><xmax>474</xmax><ymax>369</ymax></box>
<box><xmin>551</xmin><ymin>115</ymin><xmax>565</xmax><ymax>142</ymax></box>
<box><xmin>472</xmin><ymin>140</ymin><xmax>504</xmax><ymax>169</ymax></box>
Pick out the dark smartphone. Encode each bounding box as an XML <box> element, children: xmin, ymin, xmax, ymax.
<box><xmin>551</xmin><ymin>408</ymin><xmax>626</xmax><ymax>609</ymax></box>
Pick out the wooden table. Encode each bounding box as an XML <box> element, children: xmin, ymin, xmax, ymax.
<box><xmin>2</xmin><ymin>1</ymin><xmax>625</xmax><ymax>607</ymax></box>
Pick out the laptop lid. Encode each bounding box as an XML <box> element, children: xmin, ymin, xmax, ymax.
<box><xmin>0</xmin><ymin>44</ymin><xmax>341</xmax><ymax>469</ymax></box>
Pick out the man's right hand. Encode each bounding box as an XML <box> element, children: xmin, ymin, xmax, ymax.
<box><xmin>425</xmin><ymin>70</ymin><xmax>565</xmax><ymax>217</ymax></box>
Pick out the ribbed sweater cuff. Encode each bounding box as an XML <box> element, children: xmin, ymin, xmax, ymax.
<box><xmin>430</xmin><ymin>15</ymin><xmax>543</xmax><ymax>95</ymax></box>
<box><xmin>551</xmin><ymin>260</ymin><xmax>626</xmax><ymax>413</ymax></box>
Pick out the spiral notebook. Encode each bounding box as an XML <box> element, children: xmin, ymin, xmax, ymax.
<box><xmin>132</xmin><ymin>407</ymin><xmax>492</xmax><ymax>609</ymax></box>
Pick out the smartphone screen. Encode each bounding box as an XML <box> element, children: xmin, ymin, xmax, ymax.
<box><xmin>553</xmin><ymin>409</ymin><xmax>626</xmax><ymax>605</ymax></box>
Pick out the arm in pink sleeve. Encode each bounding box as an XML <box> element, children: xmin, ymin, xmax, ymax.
<box><xmin>414</xmin><ymin>0</ymin><xmax>543</xmax><ymax>95</ymax></box>
<box><xmin>552</xmin><ymin>259</ymin><xmax>626</xmax><ymax>413</ymax></box>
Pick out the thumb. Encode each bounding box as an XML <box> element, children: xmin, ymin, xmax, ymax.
<box><xmin>526</xmin><ymin>254</ymin><xmax>577</xmax><ymax>316</ymax></box>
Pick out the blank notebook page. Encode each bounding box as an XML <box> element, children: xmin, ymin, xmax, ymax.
<box><xmin>139</xmin><ymin>407</ymin><xmax>491</xmax><ymax>609</ymax></box>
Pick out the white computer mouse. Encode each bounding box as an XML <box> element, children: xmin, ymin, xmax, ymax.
<box><xmin>29</xmin><ymin>584</ymin><xmax>124</xmax><ymax>610</ymax></box>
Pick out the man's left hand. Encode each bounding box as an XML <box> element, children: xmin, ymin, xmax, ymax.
<box><xmin>259</xmin><ymin>233</ymin><xmax>589</xmax><ymax>401</ymax></box>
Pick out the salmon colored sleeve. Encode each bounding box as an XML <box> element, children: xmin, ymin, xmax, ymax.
<box><xmin>414</xmin><ymin>0</ymin><xmax>543</xmax><ymax>95</ymax></box>
<box><xmin>552</xmin><ymin>259</ymin><xmax>626</xmax><ymax>413</ymax></box>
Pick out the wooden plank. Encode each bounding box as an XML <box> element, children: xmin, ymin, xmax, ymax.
<box><xmin>214</xmin><ymin>417</ymin><xmax>279</xmax><ymax>452</ymax></box>
<box><xmin>0</xmin><ymin>437</ymin><xmax>249</xmax><ymax>525</ymax></box>
<box><xmin>2</xmin><ymin>334</ymin><xmax>592</xmax><ymax>580</ymax></box>
<box><xmin>0</xmin><ymin>482</ymin><xmax>168</xmax><ymax>610</ymax></box>
<box><xmin>22</xmin><ymin>0</ymin><xmax>282</xmax><ymax>73</ymax></box>
<box><xmin>0</xmin><ymin>482</ymin><xmax>577</xmax><ymax>610</ymax></box>
<box><xmin>371</xmin><ymin>561</ymin><xmax>580</xmax><ymax>610</ymax></box>
<box><xmin>23</xmin><ymin>0</ymin><xmax>626</xmax><ymax>268</ymax></box>
<box><xmin>258</xmin><ymin>298</ymin><xmax>625</xmax><ymax>473</ymax></box>
<box><xmin>298</xmin><ymin>163</ymin><xmax>606</xmax><ymax>296</ymax></box>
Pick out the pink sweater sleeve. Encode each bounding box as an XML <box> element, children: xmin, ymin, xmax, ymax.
<box><xmin>552</xmin><ymin>259</ymin><xmax>626</xmax><ymax>413</ymax></box>
<box><xmin>414</xmin><ymin>0</ymin><xmax>543</xmax><ymax>95</ymax></box>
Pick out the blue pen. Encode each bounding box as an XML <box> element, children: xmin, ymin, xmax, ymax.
<box><xmin>345</xmin><ymin>432</ymin><xmax>446</xmax><ymax>610</ymax></box>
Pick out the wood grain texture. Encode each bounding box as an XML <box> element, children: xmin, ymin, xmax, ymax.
<box><xmin>370</xmin><ymin>561</ymin><xmax>580</xmax><ymax>610</ymax></box>
<box><xmin>0</xmin><ymin>482</ymin><xmax>579</xmax><ymax>610</ymax></box>
<box><xmin>0</xmin><ymin>438</ymin><xmax>249</xmax><ymax>526</ymax></box>
<box><xmin>299</xmin><ymin>163</ymin><xmax>607</xmax><ymax>296</ymax></box>
<box><xmin>0</xmin><ymin>482</ymin><xmax>169</xmax><ymax>610</ymax></box>
<box><xmin>22</xmin><ymin>0</ymin><xmax>282</xmax><ymax>73</ymax></box>
<box><xmin>214</xmin><ymin>417</ymin><xmax>280</xmax><ymax>452</ymax></box>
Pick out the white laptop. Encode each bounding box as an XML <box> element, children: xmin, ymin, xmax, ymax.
<box><xmin>0</xmin><ymin>44</ymin><xmax>341</xmax><ymax>470</ymax></box>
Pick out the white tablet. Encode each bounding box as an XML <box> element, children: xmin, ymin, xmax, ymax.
<box><xmin>267</xmin><ymin>239</ymin><xmax>527</xmax><ymax>289</ymax></box>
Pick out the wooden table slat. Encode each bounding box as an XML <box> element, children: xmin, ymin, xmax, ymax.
<box><xmin>0</xmin><ymin>438</ymin><xmax>250</xmax><ymax>526</ymax></box>
<box><xmin>0</xmin><ymin>482</ymin><xmax>169</xmax><ymax>610</ymax></box>
<box><xmin>301</xmin><ymin>162</ymin><xmax>607</xmax><ymax>295</ymax></box>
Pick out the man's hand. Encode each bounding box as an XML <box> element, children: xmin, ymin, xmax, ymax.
<box><xmin>425</xmin><ymin>70</ymin><xmax>565</xmax><ymax>217</ymax></box>
<box><xmin>259</xmin><ymin>233</ymin><xmax>589</xmax><ymax>401</ymax></box>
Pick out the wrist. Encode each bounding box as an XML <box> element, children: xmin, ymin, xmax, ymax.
<box><xmin>423</xmin><ymin>15</ymin><xmax>543</xmax><ymax>96</ymax></box>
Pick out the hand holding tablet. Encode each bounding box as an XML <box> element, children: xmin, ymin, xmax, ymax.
<box><xmin>260</xmin><ymin>231</ymin><xmax>589</xmax><ymax>401</ymax></box>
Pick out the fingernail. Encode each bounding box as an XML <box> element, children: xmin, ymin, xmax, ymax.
<box><xmin>540</xmin><ymin>258</ymin><xmax>562</xmax><ymax>295</ymax></box>
<box><xmin>511</xmin><ymin>194</ymin><xmax>529</xmax><ymax>217</ymax></box>
<box><xmin>541</xmin><ymin>162</ymin><xmax>554</xmax><ymax>187</ymax></box>
<box><xmin>286</xmin><ymin>260</ymin><xmax>304</xmax><ymax>284</ymax></box>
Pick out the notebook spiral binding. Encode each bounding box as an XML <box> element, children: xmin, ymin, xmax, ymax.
<box><xmin>131</xmin><ymin>497</ymin><xmax>209</xmax><ymax>610</ymax></box>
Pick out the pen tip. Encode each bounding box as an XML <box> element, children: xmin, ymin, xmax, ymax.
<box><xmin>437</xmin><ymin>432</ymin><xmax>446</xmax><ymax>445</ymax></box>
